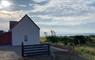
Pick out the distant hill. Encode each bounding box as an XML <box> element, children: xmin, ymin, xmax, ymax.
<box><xmin>57</xmin><ymin>33</ymin><xmax>95</xmax><ymax>36</ymax></box>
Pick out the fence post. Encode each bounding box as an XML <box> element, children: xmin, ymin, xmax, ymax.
<box><xmin>21</xmin><ymin>42</ymin><xmax>24</xmax><ymax>57</ymax></box>
<box><xmin>48</xmin><ymin>44</ymin><xmax>50</xmax><ymax>55</ymax></box>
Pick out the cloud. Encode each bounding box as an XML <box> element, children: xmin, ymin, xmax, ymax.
<box><xmin>0</xmin><ymin>10</ymin><xmax>25</xmax><ymax>20</ymax></box>
<box><xmin>32</xmin><ymin>0</ymin><xmax>95</xmax><ymax>16</ymax></box>
<box><xmin>31</xmin><ymin>0</ymin><xmax>95</xmax><ymax>27</ymax></box>
<box><xmin>7</xmin><ymin>0</ymin><xmax>49</xmax><ymax>11</ymax></box>
<box><xmin>1</xmin><ymin>0</ymin><xmax>95</xmax><ymax>35</ymax></box>
<box><xmin>17</xmin><ymin>5</ymin><xmax>27</xmax><ymax>7</ymax></box>
<box><xmin>32</xmin><ymin>0</ymin><xmax>47</xmax><ymax>3</ymax></box>
<box><xmin>31</xmin><ymin>4</ymin><xmax>47</xmax><ymax>12</ymax></box>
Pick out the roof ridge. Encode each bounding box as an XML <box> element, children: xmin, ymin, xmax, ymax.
<box><xmin>11</xmin><ymin>14</ymin><xmax>40</xmax><ymax>30</ymax></box>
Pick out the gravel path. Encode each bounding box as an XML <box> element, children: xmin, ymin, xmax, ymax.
<box><xmin>0</xmin><ymin>51</ymin><xmax>19</xmax><ymax>60</ymax></box>
<box><xmin>0</xmin><ymin>46</ymin><xmax>21</xmax><ymax>60</ymax></box>
<box><xmin>0</xmin><ymin>46</ymin><xmax>21</xmax><ymax>56</ymax></box>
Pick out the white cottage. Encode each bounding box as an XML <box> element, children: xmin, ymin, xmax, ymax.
<box><xmin>11</xmin><ymin>15</ymin><xmax>40</xmax><ymax>46</ymax></box>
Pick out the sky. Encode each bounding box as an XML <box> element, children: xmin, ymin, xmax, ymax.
<box><xmin>0</xmin><ymin>0</ymin><xmax>95</xmax><ymax>36</ymax></box>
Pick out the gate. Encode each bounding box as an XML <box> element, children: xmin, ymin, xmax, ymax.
<box><xmin>21</xmin><ymin>43</ymin><xmax>50</xmax><ymax>57</ymax></box>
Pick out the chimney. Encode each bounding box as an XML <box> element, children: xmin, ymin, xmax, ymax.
<box><xmin>10</xmin><ymin>21</ymin><xmax>18</xmax><ymax>30</ymax></box>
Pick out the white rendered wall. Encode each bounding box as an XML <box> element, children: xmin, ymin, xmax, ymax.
<box><xmin>12</xmin><ymin>17</ymin><xmax>40</xmax><ymax>46</ymax></box>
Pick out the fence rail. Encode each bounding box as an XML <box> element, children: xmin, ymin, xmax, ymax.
<box><xmin>21</xmin><ymin>43</ymin><xmax>50</xmax><ymax>57</ymax></box>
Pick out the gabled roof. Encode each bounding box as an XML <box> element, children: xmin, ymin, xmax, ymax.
<box><xmin>12</xmin><ymin>14</ymin><xmax>40</xmax><ymax>30</ymax></box>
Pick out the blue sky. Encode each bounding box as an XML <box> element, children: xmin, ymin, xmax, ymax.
<box><xmin>0</xmin><ymin>0</ymin><xmax>95</xmax><ymax>36</ymax></box>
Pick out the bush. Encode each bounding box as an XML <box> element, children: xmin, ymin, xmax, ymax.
<box><xmin>46</xmin><ymin>36</ymin><xmax>58</xmax><ymax>44</ymax></box>
<box><xmin>45</xmin><ymin>35</ymin><xmax>95</xmax><ymax>45</ymax></box>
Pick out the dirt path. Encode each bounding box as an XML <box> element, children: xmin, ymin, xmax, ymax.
<box><xmin>0</xmin><ymin>51</ymin><xmax>20</xmax><ymax>60</ymax></box>
<box><xmin>50</xmin><ymin>46</ymin><xmax>87</xmax><ymax>60</ymax></box>
<box><xmin>51</xmin><ymin>46</ymin><xmax>68</xmax><ymax>52</ymax></box>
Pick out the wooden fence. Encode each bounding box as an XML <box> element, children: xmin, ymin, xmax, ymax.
<box><xmin>21</xmin><ymin>43</ymin><xmax>50</xmax><ymax>57</ymax></box>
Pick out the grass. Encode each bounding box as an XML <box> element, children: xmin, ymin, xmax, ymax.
<box><xmin>75</xmin><ymin>45</ymin><xmax>95</xmax><ymax>60</ymax></box>
<box><xmin>40</xmin><ymin>37</ymin><xmax>95</xmax><ymax>60</ymax></box>
<box><xmin>75</xmin><ymin>45</ymin><xmax>95</xmax><ymax>55</ymax></box>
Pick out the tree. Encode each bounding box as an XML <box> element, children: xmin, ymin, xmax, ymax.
<box><xmin>46</xmin><ymin>36</ymin><xmax>58</xmax><ymax>44</ymax></box>
<box><xmin>51</xmin><ymin>30</ymin><xmax>56</xmax><ymax>36</ymax></box>
<box><xmin>59</xmin><ymin>36</ymin><xmax>72</xmax><ymax>45</ymax></box>
<box><xmin>73</xmin><ymin>35</ymin><xmax>87</xmax><ymax>45</ymax></box>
